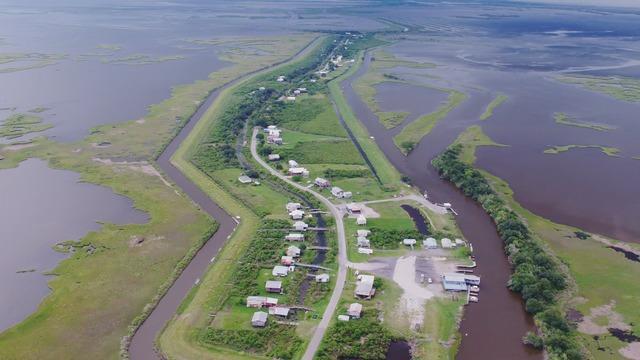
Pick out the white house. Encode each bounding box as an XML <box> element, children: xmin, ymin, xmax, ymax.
<box><xmin>246</xmin><ymin>296</ymin><xmax>278</xmax><ymax>308</ymax></box>
<box><xmin>281</xmin><ymin>256</ymin><xmax>295</xmax><ymax>265</ymax></box>
<box><xmin>293</xmin><ymin>221</ymin><xmax>308</xmax><ymax>231</ymax></box>
<box><xmin>268</xmin><ymin>306</ymin><xmax>290</xmax><ymax>318</ymax></box>
<box><xmin>277</xmin><ymin>75</ymin><xmax>286</xmax><ymax>82</ymax></box>
<box><xmin>358</xmin><ymin>247</ymin><xmax>373</xmax><ymax>255</ymax></box>
<box><xmin>265</xmin><ymin>280</ymin><xmax>282</xmax><ymax>293</ymax></box>
<box><xmin>268</xmin><ymin>154</ymin><xmax>280</xmax><ymax>161</ymax></box>
<box><xmin>357</xmin><ymin>237</ymin><xmax>370</xmax><ymax>248</ymax></box>
<box><xmin>314</xmin><ymin>177</ymin><xmax>331</xmax><ymax>188</ymax></box>
<box><xmin>342</xmin><ymin>191</ymin><xmax>353</xmax><ymax>199</ymax></box>
<box><xmin>315</xmin><ymin>273</ymin><xmax>330</xmax><ymax>283</ymax></box>
<box><xmin>288</xmin><ymin>167</ymin><xmax>309</xmax><ymax>177</ymax></box>
<box><xmin>338</xmin><ymin>315</ymin><xmax>350</xmax><ymax>322</ymax></box>
<box><xmin>288</xmin><ymin>160</ymin><xmax>299</xmax><ymax>167</ymax></box>
<box><xmin>356</xmin><ymin>215</ymin><xmax>367</xmax><ymax>226</ymax></box>
<box><xmin>272</xmin><ymin>265</ymin><xmax>289</xmax><ymax>277</ymax></box>
<box><xmin>358</xmin><ymin>274</ymin><xmax>375</xmax><ymax>284</ymax></box>
<box><xmin>286</xmin><ymin>202</ymin><xmax>302</xmax><ymax>212</ymax></box>
<box><xmin>441</xmin><ymin>238</ymin><xmax>454</xmax><ymax>249</ymax></box>
<box><xmin>424</xmin><ymin>237</ymin><xmax>438</xmax><ymax>249</ymax></box>
<box><xmin>355</xmin><ymin>281</ymin><xmax>375</xmax><ymax>299</ymax></box>
<box><xmin>348</xmin><ymin>303</ymin><xmax>363</xmax><ymax>318</ymax></box>
<box><xmin>252</xmin><ymin>311</ymin><xmax>268</xmax><ymax>327</ymax></box>
<box><xmin>267</xmin><ymin>136</ymin><xmax>283</xmax><ymax>145</ymax></box>
<box><xmin>357</xmin><ymin>229</ymin><xmax>370</xmax><ymax>237</ymax></box>
<box><xmin>289</xmin><ymin>209</ymin><xmax>304</xmax><ymax>220</ymax></box>
<box><xmin>286</xmin><ymin>96</ymin><xmax>296</xmax><ymax>101</ymax></box>
<box><xmin>238</xmin><ymin>175</ymin><xmax>253</xmax><ymax>184</ymax></box>
<box><xmin>286</xmin><ymin>245</ymin><xmax>301</xmax><ymax>257</ymax></box>
<box><xmin>331</xmin><ymin>187</ymin><xmax>344</xmax><ymax>198</ymax></box>
<box><xmin>285</xmin><ymin>233</ymin><xmax>305</xmax><ymax>241</ymax></box>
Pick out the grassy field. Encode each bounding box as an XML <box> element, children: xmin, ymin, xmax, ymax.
<box><xmin>479</xmin><ymin>94</ymin><xmax>507</xmax><ymax>121</ymax></box>
<box><xmin>453</xmin><ymin>125</ymin><xmax>640</xmax><ymax>359</ymax></box>
<box><xmin>393</xmin><ymin>90</ymin><xmax>467</xmax><ymax>154</ymax></box>
<box><xmin>553</xmin><ymin>112</ymin><xmax>615</xmax><ymax>131</ymax></box>
<box><xmin>0</xmin><ymin>113</ymin><xmax>52</xmax><ymax>139</ymax></box>
<box><xmin>556</xmin><ymin>74</ymin><xmax>640</xmax><ymax>102</ymax></box>
<box><xmin>0</xmin><ymin>34</ymin><xmax>315</xmax><ymax>360</ymax></box>
<box><xmin>543</xmin><ymin>144</ymin><xmax>621</xmax><ymax>157</ymax></box>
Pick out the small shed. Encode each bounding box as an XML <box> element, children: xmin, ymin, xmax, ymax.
<box><xmin>315</xmin><ymin>273</ymin><xmax>330</xmax><ymax>283</ymax></box>
<box><xmin>357</xmin><ymin>237</ymin><xmax>370</xmax><ymax>247</ymax></box>
<box><xmin>293</xmin><ymin>221</ymin><xmax>308</xmax><ymax>231</ymax></box>
<box><xmin>348</xmin><ymin>303</ymin><xmax>363</xmax><ymax>318</ymax></box>
<box><xmin>238</xmin><ymin>175</ymin><xmax>253</xmax><ymax>184</ymax></box>
<box><xmin>342</xmin><ymin>191</ymin><xmax>353</xmax><ymax>199</ymax></box>
<box><xmin>281</xmin><ymin>255</ymin><xmax>295</xmax><ymax>266</ymax></box>
<box><xmin>252</xmin><ymin>311</ymin><xmax>268</xmax><ymax>327</ymax></box>
<box><xmin>272</xmin><ymin>265</ymin><xmax>289</xmax><ymax>277</ymax></box>
<box><xmin>286</xmin><ymin>245</ymin><xmax>301</xmax><ymax>257</ymax></box>
<box><xmin>288</xmin><ymin>160</ymin><xmax>299</xmax><ymax>167</ymax></box>
<box><xmin>338</xmin><ymin>315</ymin><xmax>350</xmax><ymax>322</ymax></box>
<box><xmin>268</xmin><ymin>154</ymin><xmax>281</xmax><ymax>161</ymax></box>
<box><xmin>358</xmin><ymin>248</ymin><xmax>373</xmax><ymax>255</ymax></box>
<box><xmin>424</xmin><ymin>237</ymin><xmax>438</xmax><ymax>249</ymax></box>
<box><xmin>286</xmin><ymin>96</ymin><xmax>296</xmax><ymax>101</ymax></box>
<box><xmin>265</xmin><ymin>280</ymin><xmax>282</xmax><ymax>293</ymax></box>
<box><xmin>285</xmin><ymin>233</ymin><xmax>304</xmax><ymax>242</ymax></box>
<box><xmin>441</xmin><ymin>238</ymin><xmax>454</xmax><ymax>249</ymax></box>
<box><xmin>356</xmin><ymin>215</ymin><xmax>367</xmax><ymax>226</ymax></box>
<box><xmin>403</xmin><ymin>238</ymin><xmax>417</xmax><ymax>246</ymax></box>
<box><xmin>331</xmin><ymin>187</ymin><xmax>344</xmax><ymax>198</ymax></box>
<box><xmin>289</xmin><ymin>210</ymin><xmax>304</xmax><ymax>220</ymax></box>
<box><xmin>268</xmin><ymin>306</ymin><xmax>290</xmax><ymax>318</ymax></box>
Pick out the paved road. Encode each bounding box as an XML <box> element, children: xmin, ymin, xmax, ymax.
<box><xmin>128</xmin><ymin>36</ymin><xmax>323</xmax><ymax>360</ymax></box>
<box><xmin>250</xmin><ymin>128</ymin><xmax>348</xmax><ymax>360</ymax></box>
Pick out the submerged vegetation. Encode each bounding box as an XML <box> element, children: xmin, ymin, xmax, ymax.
<box><xmin>543</xmin><ymin>144</ymin><xmax>621</xmax><ymax>157</ymax></box>
<box><xmin>553</xmin><ymin>112</ymin><xmax>615</xmax><ymax>131</ymax></box>
<box><xmin>433</xmin><ymin>145</ymin><xmax>581</xmax><ymax>359</ymax></box>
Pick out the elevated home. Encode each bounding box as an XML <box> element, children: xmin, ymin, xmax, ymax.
<box><xmin>281</xmin><ymin>256</ymin><xmax>295</xmax><ymax>266</ymax></box>
<box><xmin>424</xmin><ymin>237</ymin><xmax>438</xmax><ymax>249</ymax></box>
<box><xmin>268</xmin><ymin>154</ymin><xmax>280</xmax><ymax>161</ymax></box>
<box><xmin>356</xmin><ymin>215</ymin><xmax>367</xmax><ymax>226</ymax></box>
<box><xmin>265</xmin><ymin>280</ymin><xmax>282</xmax><ymax>293</ymax></box>
<box><xmin>246</xmin><ymin>296</ymin><xmax>278</xmax><ymax>308</ymax></box>
<box><xmin>315</xmin><ymin>273</ymin><xmax>330</xmax><ymax>283</ymax></box>
<box><xmin>346</xmin><ymin>203</ymin><xmax>361</xmax><ymax>214</ymax></box>
<box><xmin>357</xmin><ymin>237</ymin><xmax>370</xmax><ymax>248</ymax></box>
<box><xmin>268</xmin><ymin>306</ymin><xmax>290</xmax><ymax>318</ymax></box>
<box><xmin>292</xmin><ymin>221</ymin><xmax>308</xmax><ymax>231</ymax></box>
<box><xmin>357</xmin><ymin>229</ymin><xmax>370</xmax><ymax>237</ymax></box>
<box><xmin>289</xmin><ymin>209</ymin><xmax>304</xmax><ymax>220</ymax></box>
<box><xmin>286</xmin><ymin>245</ymin><xmax>301</xmax><ymax>258</ymax></box>
<box><xmin>442</xmin><ymin>273</ymin><xmax>481</xmax><ymax>291</ymax></box>
<box><xmin>314</xmin><ymin>177</ymin><xmax>331</xmax><ymax>188</ymax></box>
<box><xmin>286</xmin><ymin>202</ymin><xmax>302</xmax><ymax>212</ymax></box>
<box><xmin>288</xmin><ymin>167</ymin><xmax>309</xmax><ymax>177</ymax></box>
<box><xmin>441</xmin><ymin>238</ymin><xmax>454</xmax><ymax>249</ymax></box>
<box><xmin>285</xmin><ymin>233</ymin><xmax>304</xmax><ymax>242</ymax></box>
<box><xmin>355</xmin><ymin>281</ymin><xmax>375</xmax><ymax>299</ymax></box>
<box><xmin>252</xmin><ymin>311</ymin><xmax>268</xmax><ymax>327</ymax></box>
<box><xmin>331</xmin><ymin>186</ymin><xmax>344</xmax><ymax>198</ymax></box>
<box><xmin>348</xmin><ymin>303</ymin><xmax>363</xmax><ymax>319</ymax></box>
<box><xmin>403</xmin><ymin>239</ymin><xmax>417</xmax><ymax>246</ymax></box>
<box><xmin>272</xmin><ymin>265</ymin><xmax>290</xmax><ymax>277</ymax></box>
<box><xmin>288</xmin><ymin>160</ymin><xmax>299</xmax><ymax>167</ymax></box>
<box><xmin>357</xmin><ymin>274</ymin><xmax>375</xmax><ymax>284</ymax></box>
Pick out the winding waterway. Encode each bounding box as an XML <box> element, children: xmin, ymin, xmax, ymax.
<box><xmin>339</xmin><ymin>52</ymin><xmax>540</xmax><ymax>359</ymax></box>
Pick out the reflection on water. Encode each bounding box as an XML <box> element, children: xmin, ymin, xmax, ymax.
<box><xmin>0</xmin><ymin>158</ymin><xmax>147</xmax><ymax>331</ymax></box>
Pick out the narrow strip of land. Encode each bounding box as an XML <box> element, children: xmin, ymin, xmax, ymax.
<box><xmin>249</xmin><ymin>127</ymin><xmax>347</xmax><ymax>360</ymax></box>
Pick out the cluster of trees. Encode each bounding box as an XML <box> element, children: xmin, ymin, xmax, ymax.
<box><xmin>368</xmin><ymin>227</ymin><xmax>422</xmax><ymax>249</ymax></box>
<box><xmin>230</xmin><ymin>219</ymin><xmax>289</xmax><ymax>297</ymax></box>
<box><xmin>317</xmin><ymin>317</ymin><xmax>393</xmax><ymax>360</ymax></box>
<box><xmin>432</xmin><ymin>145</ymin><xmax>580</xmax><ymax>359</ymax></box>
<box><xmin>200</xmin><ymin>323</ymin><xmax>302</xmax><ymax>360</ymax></box>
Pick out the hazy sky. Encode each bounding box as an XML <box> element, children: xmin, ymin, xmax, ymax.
<box><xmin>515</xmin><ymin>0</ymin><xmax>640</xmax><ymax>8</ymax></box>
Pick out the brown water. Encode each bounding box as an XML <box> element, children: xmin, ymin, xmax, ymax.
<box><xmin>0</xmin><ymin>158</ymin><xmax>148</xmax><ymax>332</ymax></box>
<box><xmin>339</xmin><ymin>52</ymin><xmax>540</xmax><ymax>360</ymax></box>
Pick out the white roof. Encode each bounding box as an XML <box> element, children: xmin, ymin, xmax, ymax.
<box><xmin>403</xmin><ymin>239</ymin><xmax>417</xmax><ymax>245</ymax></box>
<box><xmin>331</xmin><ymin>186</ymin><xmax>343</xmax><ymax>193</ymax></box>
<box><xmin>357</xmin><ymin>229</ymin><xmax>370</xmax><ymax>237</ymax></box>
<box><xmin>349</xmin><ymin>303</ymin><xmax>363</xmax><ymax>313</ymax></box>
<box><xmin>286</xmin><ymin>202</ymin><xmax>301</xmax><ymax>210</ymax></box>
<box><xmin>355</xmin><ymin>281</ymin><xmax>374</xmax><ymax>295</ymax></box>
<box><xmin>356</xmin><ymin>215</ymin><xmax>367</xmax><ymax>224</ymax></box>
<box><xmin>443</xmin><ymin>273</ymin><xmax>481</xmax><ymax>282</ymax></box>
<box><xmin>293</xmin><ymin>221</ymin><xmax>308</xmax><ymax>227</ymax></box>
<box><xmin>238</xmin><ymin>175</ymin><xmax>253</xmax><ymax>184</ymax></box>
<box><xmin>272</xmin><ymin>266</ymin><xmax>289</xmax><ymax>276</ymax></box>
<box><xmin>338</xmin><ymin>315</ymin><xmax>350</xmax><ymax>321</ymax></box>
<box><xmin>288</xmin><ymin>160</ymin><xmax>299</xmax><ymax>167</ymax></box>
<box><xmin>265</xmin><ymin>280</ymin><xmax>282</xmax><ymax>289</ymax></box>
<box><xmin>268</xmin><ymin>306</ymin><xmax>290</xmax><ymax>316</ymax></box>
<box><xmin>357</xmin><ymin>274</ymin><xmax>375</xmax><ymax>284</ymax></box>
<box><xmin>358</xmin><ymin>248</ymin><xmax>373</xmax><ymax>254</ymax></box>
<box><xmin>252</xmin><ymin>311</ymin><xmax>268</xmax><ymax>322</ymax></box>
<box><xmin>316</xmin><ymin>273</ymin><xmax>330</xmax><ymax>282</ymax></box>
